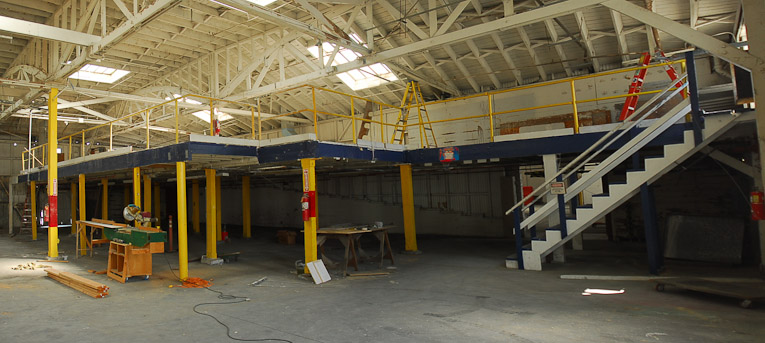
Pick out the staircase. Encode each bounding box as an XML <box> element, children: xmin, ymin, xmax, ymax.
<box><xmin>505</xmin><ymin>74</ymin><xmax>749</xmax><ymax>271</ymax></box>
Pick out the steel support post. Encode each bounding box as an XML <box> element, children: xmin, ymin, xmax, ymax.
<box><xmin>205</xmin><ymin>169</ymin><xmax>217</xmax><ymax>259</ymax></box>
<box><xmin>216</xmin><ymin>175</ymin><xmax>222</xmax><ymax>241</ymax></box>
<box><xmin>399</xmin><ymin>164</ymin><xmax>418</xmax><ymax>252</ymax></box>
<box><xmin>78</xmin><ymin>174</ymin><xmax>86</xmax><ymax>256</ymax></box>
<box><xmin>192</xmin><ymin>180</ymin><xmax>200</xmax><ymax>234</ymax></box>
<box><xmin>640</xmin><ymin>183</ymin><xmax>663</xmax><ymax>274</ymax></box>
<box><xmin>684</xmin><ymin>51</ymin><xmax>703</xmax><ymax>145</ymax></box>
<box><xmin>70</xmin><ymin>182</ymin><xmax>76</xmax><ymax>234</ymax></box>
<box><xmin>30</xmin><ymin>181</ymin><xmax>36</xmax><ymax>240</ymax></box>
<box><xmin>514</xmin><ymin>207</ymin><xmax>524</xmax><ymax>270</ymax></box>
<box><xmin>47</xmin><ymin>88</ymin><xmax>59</xmax><ymax>257</ymax></box>
<box><xmin>176</xmin><ymin>162</ymin><xmax>189</xmax><ymax>280</ymax></box>
<box><xmin>101</xmin><ymin>179</ymin><xmax>108</xmax><ymax>220</ymax></box>
<box><xmin>242</xmin><ymin>175</ymin><xmax>251</xmax><ymax>239</ymax></box>
<box><xmin>301</xmin><ymin>158</ymin><xmax>318</xmax><ymax>272</ymax></box>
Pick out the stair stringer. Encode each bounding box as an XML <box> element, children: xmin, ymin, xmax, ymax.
<box><xmin>528</xmin><ymin>112</ymin><xmax>751</xmax><ymax>269</ymax></box>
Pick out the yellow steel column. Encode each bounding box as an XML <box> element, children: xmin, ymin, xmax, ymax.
<box><xmin>143</xmin><ymin>175</ymin><xmax>152</xmax><ymax>216</ymax></box>
<box><xmin>242</xmin><ymin>175</ymin><xmax>251</xmax><ymax>239</ymax></box>
<box><xmin>78</xmin><ymin>174</ymin><xmax>86</xmax><ymax>256</ymax></box>
<box><xmin>153</xmin><ymin>183</ymin><xmax>160</xmax><ymax>227</ymax></box>
<box><xmin>47</xmin><ymin>87</ymin><xmax>59</xmax><ymax>258</ymax></box>
<box><xmin>30</xmin><ymin>181</ymin><xmax>37</xmax><ymax>241</ymax></box>
<box><xmin>399</xmin><ymin>164</ymin><xmax>418</xmax><ymax>251</ymax></box>
<box><xmin>570</xmin><ymin>81</ymin><xmax>580</xmax><ymax>134</ymax></box>
<box><xmin>123</xmin><ymin>184</ymin><xmax>129</xmax><ymax>208</ymax></box>
<box><xmin>133</xmin><ymin>168</ymin><xmax>141</xmax><ymax>207</ymax></box>
<box><xmin>133</xmin><ymin>168</ymin><xmax>141</xmax><ymax>226</ymax></box>
<box><xmin>101</xmin><ymin>178</ymin><xmax>108</xmax><ymax>220</ymax></box>
<box><xmin>216</xmin><ymin>175</ymin><xmax>222</xmax><ymax>241</ymax></box>
<box><xmin>192</xmin><ymin>180</ymin><xmax>200</xmax><ymax>233</ymax></box>
<box><xmin>176</xmin><ymin>162</ymin><xmax>189</xmax><ymax>281</ymax></box>
<box><xmin>301</xmin><ymin>158</ymin><xmax>317</xmax><ymax>272</ymax></box>
<box><xmin>488</xmin><ymin>94</ymin><xmax>495</xmax><ymax>142</ymax></box>
<box><xmin>70</xmin><ymin>182</ymin><xmax>76</xmax><ymax>234</ymax></box>
<box><xmin>205</xmin><ymin>169</ymin><xmax>217</xmax><ymax>258</ymax></box>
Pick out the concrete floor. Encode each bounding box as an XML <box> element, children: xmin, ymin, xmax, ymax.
<box><xmin>1</xmin><ymin>231</ymin><xmax>764</xmax><ymax>343</ymax></box>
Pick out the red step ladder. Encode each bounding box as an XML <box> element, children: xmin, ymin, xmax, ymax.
<box><xmin>619</xmin><ymin>51</ymin><xmax>686</xmax><ymax>121</ymax></box>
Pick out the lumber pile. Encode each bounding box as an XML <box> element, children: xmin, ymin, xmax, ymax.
<box><xmin>45</xmin><ymin>268</ymin><xmax>109</xmax><ymax>298</ymax></box>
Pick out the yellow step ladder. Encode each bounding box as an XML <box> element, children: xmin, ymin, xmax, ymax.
<box><xmin>390</xmin><ymin>81</ymin><xmax>438</xmax><ymax>148</ymax></box>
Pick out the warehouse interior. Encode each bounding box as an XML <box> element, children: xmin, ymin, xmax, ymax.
<box><xmin>2</xmin><ymin>0</ymin><xmax>765</xmax><ymax>342</ymax></box>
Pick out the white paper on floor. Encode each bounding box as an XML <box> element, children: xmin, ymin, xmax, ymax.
<box><xmin>581</xmin><ymin>288</ymin><xmax>625</xmax><ymax>296</ymax></box>
<box><xmin>306</xmin><ymin>259</ymin><xmax>331</xmax><ymax>284</ymax></box>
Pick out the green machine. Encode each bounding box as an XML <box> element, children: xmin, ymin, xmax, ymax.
<box><xmin>103</xmin><ymin>227</ymin><xmax>167</xmax><ymax>247</ymax></box>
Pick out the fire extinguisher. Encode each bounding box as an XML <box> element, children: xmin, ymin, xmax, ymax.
<box><xmin>213</xmin><ymin>119</ymin><xmax>221</xmax><ymax>136</ymax></box>
<box><xmin>751</xmin><ymin>191</ymin><xmax>765</xmax><ymax>220</ymax></box>
<box><xmin>301</xmin><ymin>193</ymin><xmax>311</xmax><ymax>221</ymax></box>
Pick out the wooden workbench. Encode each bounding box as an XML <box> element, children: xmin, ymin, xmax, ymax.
<box><xmin>315</xmin><ymin>226</ymin><xmax>395</xmax><ymax>276</ymax></box>
<box><xmin>75</xmin><ymin>219</ymin><xmax>127</xmax><ymax>257</ymax></box>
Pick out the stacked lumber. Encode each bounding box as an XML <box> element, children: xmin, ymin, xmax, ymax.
<box><xmin>45</xmin><ymin>268</ymin><xmax>109</xmax><ymax>298</ymax></box>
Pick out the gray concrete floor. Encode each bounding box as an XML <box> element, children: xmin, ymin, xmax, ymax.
<box><xmin>1</xmin><ymin>232</ymin><xmax>764</xmax><ymax>343</ymax></box>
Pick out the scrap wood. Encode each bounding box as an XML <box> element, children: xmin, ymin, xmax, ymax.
<box><xmin>10</xmin><ymin>262</ymin><xmax>51</xmax><ymax>270</ymax></box>
<box><xmin>48</xmin><ymin>274</ymin><xmax>108</xmax><ymax>298</ymax></box>
<box><xmin>348</xmin><ymin>272</ymin><xmax>390</xmax><ymax>277</ymax></box>
<box><xmin>180</xmin><ymin>277</ymin><xmax>212</xmax><ymax>288</ymax></box>
<box><xmin>87</xmin><ymin>270</ymin><xmax>108</xmax><ymax>275</ymax></box>
<box><xmin>45</xmin><ymin>269</ymin><xmax>109</xmax><ymax>298</ymax></box>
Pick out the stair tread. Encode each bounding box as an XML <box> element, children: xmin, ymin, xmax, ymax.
<box><xmin>592</xmin><ymin>193</ymin><xmax>609</xmax><ymax>197</ymax></box>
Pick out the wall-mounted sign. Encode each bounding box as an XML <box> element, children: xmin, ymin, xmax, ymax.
<box><xmin>550</xmin><ymin>181</ymin><xmax>566</xmax><ymax>195</ymax></box>
<box><xmin>303</xmin><ymin>169</ymin><xmax>310</xmax><ymax>192</ymax></box>
<box><xmin>439</xmin><ymin>147</ymin><xmax>459</xmax><ymax>162</ymax></box>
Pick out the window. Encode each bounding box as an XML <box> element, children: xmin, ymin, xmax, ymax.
<box><xmin>192</xmin><ymin>108</ymin><xmax>233</xmax><ymax>123</ymax></box>
<box><xmin>307</xmin><ymin>34</ymin><xmax>397</xmax><ymax>90</ymax></box>
<box><xmin>69</xmin><ymin>64</ymin><xmax>130</xmax><ymax>83</ymax></box>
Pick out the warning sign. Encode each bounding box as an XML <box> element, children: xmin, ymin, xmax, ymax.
<box><xmin>550</xmin><ymin>181</ymin><xmax>566</xmax><ymax>195</ymax></box>
<box><xmin>303</xmin><ymin>169</ymin><xmax>310</xmax><ymax>192</ymax></box>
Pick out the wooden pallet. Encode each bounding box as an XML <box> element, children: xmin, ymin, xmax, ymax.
<box><xmin>45</xmin><ymin>268</ymin><xmax>109</xmax><ymax>298</ymax></box>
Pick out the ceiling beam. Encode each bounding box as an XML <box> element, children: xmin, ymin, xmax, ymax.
<box><xmin>0</xmin><ymin>15</ymin><xmax>100</xmax><ymax>45</ymax></box>
<box><xmin>51</xmin><ymin>0</ymin><xmax>183</xmax><ymax>81</ymax></box>
<box><xmin>603</xmin><ymin>0</ymin><xmax>764</xmax><ymax>71</ymax></box>
<box><xmin>228</xmin><ymin>0</ymin><xmax>607</xmax><ymax>100</ymax></box>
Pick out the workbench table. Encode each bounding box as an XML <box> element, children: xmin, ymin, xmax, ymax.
<box><xmin>75</xmin><ymin>220</ymin><xmax>127</xmax><ymax>257</ymax></box>
<box><xmin>315</xmin><ymin>226</ymin><xmax>395</xmax><ymax>276</ymax></box>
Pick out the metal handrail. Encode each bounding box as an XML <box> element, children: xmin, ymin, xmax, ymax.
<box><xmin>505</xmin><ymin>74</ymin><xmax>689</xmax><ymax>217</ymax></box>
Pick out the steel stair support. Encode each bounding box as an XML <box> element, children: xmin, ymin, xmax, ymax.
<box><xmin>640</xmin><ymin>183</ymin><xmax>663</xmax><ymax>275</ymax></box>
<box><xmin>524</xmin><ymin>112</ymin><xmax>752</xmax><ymax>269</ymax></box>
<box><xmin>520</xmin><ymin>97</ymin><xmax>691</xmax><ymax>231</ymax></box>
<box><xmin>685</xmin><ymin>51</ymin><xmax>704</xmax><ymax>145</ymax></box>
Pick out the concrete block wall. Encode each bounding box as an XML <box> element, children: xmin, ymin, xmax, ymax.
<box><xmin>208</xmin><ymin>169</ymin><xmax>509</xmax><ymax>237</ymax></box>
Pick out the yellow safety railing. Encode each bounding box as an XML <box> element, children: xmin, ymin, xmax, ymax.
<box><xmin>399</xmin><ymin>60</ymin><xmax>686</xmax><ymax>145</ymax></box>
<box><xmin>22</xmin><ymin>60</ymin><xmax>686</xmax><ymax>170</ymax></box>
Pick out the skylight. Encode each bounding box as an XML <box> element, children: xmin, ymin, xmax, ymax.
<box><xmin>69</xmin><ymin>64</ymin><xmax>130</xmax><ymax>84</ymax></box>
<box><xmin>307</xmin><ymin>34</ymin><xmax>397</xmax><ymax>91</ymax></box>
<box><xmin>245</xmin><ymin>0</ymin><xmax>276</xmax><ymax>6</ymax></box>
<box><xmin>192</xmin><ymin>108</ymin><xmax>233</xmax><ymax>123</ymax></box>
<box><xmin>165</xmin><ymin>94</ymin><xmax>203</xmax><ymax>105</ymax></box>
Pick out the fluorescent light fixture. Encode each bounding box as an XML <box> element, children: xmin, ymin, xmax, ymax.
<box><xmin>69</xmin><ymin>64</ymin><xmax>130</xmax><ymax>84</ymax></box>
<box><xmin>245</xmin><ymin>0</ymin><xmax>276</xmax><ymax>5</ymax></box>
<box><xmin>192</xmin><ymin>108</ymin><xmax>233</xmax><ymax>123</ymax></box>
<box><xmin>306</xmin><ymin>34</ymin><xmax>397</xmax><ymax>90</ymax></box>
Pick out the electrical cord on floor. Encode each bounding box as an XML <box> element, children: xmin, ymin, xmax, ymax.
<box><xmin>162</xmin><ymin>251</ymin><xmax>181</xmax><ymax>281</ymax></box>
<box><xmin>162</xmin><ymin>253</ymin><xmax>294</xmax><ymax>342</ymax></box>
<box><xmin>193</xmin><ymin>287</ymin><xmax>294</xmax><ymax>343</ymax></box>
